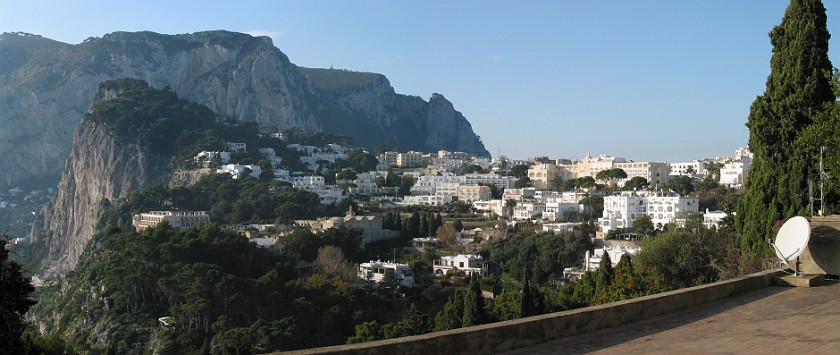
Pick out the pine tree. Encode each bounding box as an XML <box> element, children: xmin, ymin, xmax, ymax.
<box><xmin>736</xmin><ymin>0</ymin><xmax>834</xmax><ymax>267</ymax></box>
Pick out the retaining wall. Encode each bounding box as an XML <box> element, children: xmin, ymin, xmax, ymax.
<box><xmin>278</xmin><ymin>269</ymin><xmax>782</xmax><ymax>355</ymax></box>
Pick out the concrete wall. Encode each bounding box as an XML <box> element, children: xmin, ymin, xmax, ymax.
<box><xmin>277</xmin><ymin>269</ymin><xmax>781</xmax><ymax>355</ymax></box>
<box><xmin>799</xmin><ymin>216</ymin><xmax>840</xmax><ymax>276</ymax></box>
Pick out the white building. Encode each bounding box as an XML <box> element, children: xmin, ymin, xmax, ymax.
<box><xmin>463</xmin><ymin>172</ymin><xmax>516</xmax><ymax>189</ymax></box>
<box><xmin>542</xmin><ymin>201</ymin><xmax>582</xmax><ymax>221</ymax></box>
<box><xmin>670</xmin><ymin>160</ymin><xmax>706</xmax><ymax>178</ymax></box>
<box><xmin>359</xmin><ymin>261</ymin><xmax>414</xmax><ymax>287</ymax></box>
<box><xmin>472</xmin><ymin>199</ymin><xmax>505</xmax><ymax>216</ymax></box>
<box><xmin>133</xmin><ymin>211</ymin><xmax>211</xmax><ymax>231</ymax></box>
<box><xmin>513</xmin><ymin>202</ymin><xmax>545</xmax><ymax>220</ymax></box>
<box><xmin>194</xmin><ymin>151</ymin><xmax>231</xmax><ymax>167</ymax></box>
<box><xmin>703</xmin><ymin>209</ymin><xmax>728</xmax><ymax>230</ymax></box>
<box><xmin>542</xmin><ymin>222</ymin><xmax>579</xmax><ymax>234</ymax></box>
<box><xmin>719</xmin><ymin>160</ymin><xmax>751</xmax><ymax>189</ymax></box>
<box><xmin>401</xmin><ymin>194</ymin><xmax>451</xmax><ymax>206</ymax></box>
<box><xmin>433</xmin><ymin>254</ymin><xmax>488</xmax><ymax>277</ymax></box>
<box><xmin>598</xmin><ymin>190</ymin><xmax>699</xmax><ymax>233</ymax></box>
<box><xmin>216</xmin><ymin>164</ymin><xmax>261</xmax><ymax>179</ymax></box>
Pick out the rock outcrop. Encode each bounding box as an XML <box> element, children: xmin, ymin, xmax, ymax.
<box><xmin>0</xmin><ymin>31</ymin><xmax>490</xmax><ymax>189</ymax></box>
<box><xmin>32</xmin><ymin>120</ymin><xmax>171</xmax><ymax>276</ymax></box>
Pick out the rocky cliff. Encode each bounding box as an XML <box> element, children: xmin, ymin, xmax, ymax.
<box><xmin>32</xmin><ymin>121</ymin><xmax>172</xmax><ymax>277</ymax></box>
<box><xmin>0</xmin><ymin>31</ymin><xmax>489</xmax><ymax>189</ymax></box>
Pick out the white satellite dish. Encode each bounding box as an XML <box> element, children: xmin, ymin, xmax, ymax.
<box><xmin>772</xmin><ymin>216</ymin><xmax>811</xmax><ymax>276</ymax></box>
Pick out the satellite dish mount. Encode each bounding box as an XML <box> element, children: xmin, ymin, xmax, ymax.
<box><xmin>770</xmin><ymin>216</ymin><xmax>811</xmax><ymax>277</ymax></box>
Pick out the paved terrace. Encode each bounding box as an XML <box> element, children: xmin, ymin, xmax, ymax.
<box><xmin>507</xmin><ymin>280</ymin><xmax>840</xmax><ymax>354</ymax></box>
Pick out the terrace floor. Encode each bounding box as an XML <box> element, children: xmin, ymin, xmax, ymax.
<box><xmin>507</xmin><ymin>279</ymin><xmax>840</xmax><ymax>354</ymax></box>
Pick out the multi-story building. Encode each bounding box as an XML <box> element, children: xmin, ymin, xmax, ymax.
<box><xmin>433</xmin><ymin>254</ymin><xmax>488</xmax><ymax>277</ymax></box>
<box><xmin>615</xmin><ymin>161</ymin><xmax>670</xmax><ymax>187</ymax></box>
<box><xmin>527</xmin><ymin>163</ymin><xmax>575</xmax><ymax>189</ymax></box>
<box><xmin>719</xmin><ymin>159</ymin><xmax>752</xmax><ymax>189</ymax></box>
<box><xmin>598</xmin><ymin>190</ymin><xmax>699</xmax><ymax>233</ymax></box>
<box><xmin>396</xmin><ymin>151</ymin><xmax>427</xmax><ymax>167</ymax></box>
<box><xmin>472</xmin><ymin>199</ymin><xmax>505</xmax><ymax>216</ymax></box>
<box><xmin>669</xmin><ymin>160</ymin><xmax>706</xmax><ymax>178</ymax></box>
<box><xmin>133</xmin><ymin>211</ymin><xmax>211</xmax><ymax>231</ymax></box>
<box><xmin>542</xmin><ymin>201</ymin><xmax>582</xmax><ymax>221</ymax></box>
<box><xmin>463</xmin><ymin>172</ymin><xmax>516</xmax><ymax>189</ymax></box>
<box><xmin>457</xmin><ymin>185</ymin><xmax>491</xmax><ymax>202</ymax></box>
<box><xmin>513</xmin><ymin>201</ymin><xmax>546</xmax><ymax>220</ymax></box>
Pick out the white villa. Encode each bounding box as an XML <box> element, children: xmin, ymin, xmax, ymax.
<box><xmin>358</xmin><ymin>260</ymin><xmax>414</xmax><ymax>287</ymax></box>
<box><xmin>433</xmin><ymin>254</ymin><xmax>488</xmax><ymax>277</ymax></box>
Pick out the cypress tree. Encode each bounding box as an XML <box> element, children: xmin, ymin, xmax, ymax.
<box><xmin>462</xmin><ymin>275</ymin><xmax>486</xmax><ymax>327</ymax></box>
<box><xmin>419</xmin><ymin>214</ymin><xmax>428</xmax><ymax>236</ymax></box>
<box><xmin>595</xmin><ymin>252</ymin><xmax>614</xmax><ymax>294</ymax></box>
<box><xmin>393</xmin><ymin>213</ymin><xmax>402</xmax><ymax>231</ymax></box>
<box><xmin>736</xmin><ymin>0</ymin><xmax>834</xmax><ymax>267</ymax></box>
<box><xmin>383</xmin><ymin>212</ymin><xmax>393</xmax><ymax>230</ymax></box>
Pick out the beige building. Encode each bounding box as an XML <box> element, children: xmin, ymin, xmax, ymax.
<box><xmin>295</xmin><ymin>207</ymin><xmax>400</xmax><ymax>247</ymax></box>
<box><xmin>528</xmin><ymin>163</ymin><xmax>575</xmax><ymax>189</ymax></box>
<box><xmin>457</xmin><ymin>185</ymin><xmax>491</xmax><ymax>202</ymax></box>
<box><xmin>615</xmin><ymin>161</ymin><xmax>670</xmax><ymax>187</ymax></box>
<box><xmin>132</xmin><ymin>211</ymin><xmax>211</xmax><ymax>231</ymax></box>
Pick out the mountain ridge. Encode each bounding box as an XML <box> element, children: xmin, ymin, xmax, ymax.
<box><xmin>0</xmin><ymin>30</ymin><xmax>490</xmax><ymax>189</ymax></box>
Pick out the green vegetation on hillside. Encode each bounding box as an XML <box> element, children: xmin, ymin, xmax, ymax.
<box><xmin>31</xmin><ymin>206</ymin><xmax>379</xmax><ymax>354</ymax></box>
<box><xmin>125</xmin><ymin>173</ymin><xmax>322</xmax><ymax>225</ymax></box>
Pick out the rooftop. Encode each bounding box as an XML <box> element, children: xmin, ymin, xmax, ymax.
<box><xmin>507</xmin><ymin>280</ymin><xmax>840</xmax><ymax>354</ymax></box>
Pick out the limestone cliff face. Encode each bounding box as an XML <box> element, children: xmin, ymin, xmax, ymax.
<box><xmin>32</xmin><ymin>120</ymin><xmax>171</xmax><ymax>276</ymax></box>
<box><xmin>425</xmin><ymin>93</ymin><xmax>488</xmax><ymax>154</ymax></box>
<box><xmin>300</xmin><ymin>68</ymin><xmax>491</xmax><ymax>156</ymax></box>
<box><xmin>0</xmin><ymin>31</ymin><xmax>489</xmax><ymax>189</ymax></box>
<box><xmin>0</xmin><ymin>31</ymin><xmax>314</xmax><ymax>188</ymax></box>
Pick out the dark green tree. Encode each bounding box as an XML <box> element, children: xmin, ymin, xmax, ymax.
<box><xmin>595</xmin><ymin>252</ymin><xmax>614</xmax><ymax>294</ymax></box>
<box><xmin>510</xmin><ymin>164</ymin><xmax>529</xmax><ymax>178</ymax></box>
<box><xmin>632</xmin><ymin>215</ymin><xmax>655</xmax><ymax>236</ymax></box>
<box><xmin>434</xmin><ymin>293</ymin><xmax>464</xmax><ymax>331</ymax></box>
<box><xmin>622</xmin><ymin>176</ymin><xmax>649</xmax><ymax>191</ymax></box>
<box><xmin>461</xmin><ymin>276</ymin><xmax>486</xmax><ymax>327</ymax></box>
<box><xmin>665</xmin><ymin>175</ymin><xmax>694</xmax><ymax>196</ymax></box>
<box><xmin>0</xmin><ymin>238</ymin><xmax>36</xmax><ymax>353</ymax></box>
<box><xmin>737</xmin><ymin>0</ymin><xmax>834</xmax><ymax>268</ymax></box>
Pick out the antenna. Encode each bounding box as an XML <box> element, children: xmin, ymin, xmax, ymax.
<box><xmin>771</xmin><ymin>216</ymin><xmax>811</xmax><ymax>277</ymax></box>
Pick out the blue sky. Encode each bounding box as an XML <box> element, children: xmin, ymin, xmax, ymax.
<box><xmin>2</xmin><ymin>1</ymin><xmax>839</xmax><ymax>162</ymax></box>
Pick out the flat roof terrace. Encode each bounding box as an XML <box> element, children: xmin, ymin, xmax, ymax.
<box><xmin>507</xmin><ymin>280</ymin><xmax>840</xmax><ymax>354</ymax></box>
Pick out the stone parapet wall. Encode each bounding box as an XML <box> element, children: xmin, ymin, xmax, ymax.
<box><xmin>277</xmin><ymin>269</ymin><xmax>781</xmax><ymax>355</ymax></box>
